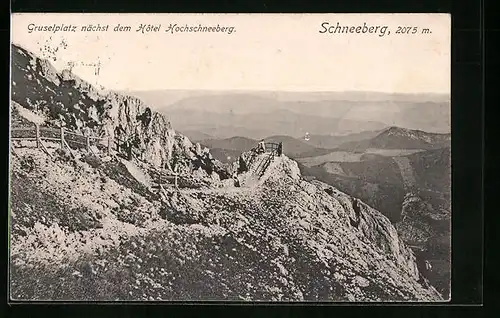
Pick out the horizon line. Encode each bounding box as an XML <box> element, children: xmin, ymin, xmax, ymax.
<box><xmin>121</xmin><ymin>88</ymin><xmax>451</xmax><ymax>96</ymax></box>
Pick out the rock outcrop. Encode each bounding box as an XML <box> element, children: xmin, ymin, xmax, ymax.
<box><xmin>11</xmin><ymin>44</ymin><xmax>229</xmax><ymax>180</ymax></box>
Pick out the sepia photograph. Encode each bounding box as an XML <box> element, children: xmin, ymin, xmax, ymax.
<box><xmin>9</xmin><ymin>13</ymin><xmax>451</xmax><ymax>302</ymax></box>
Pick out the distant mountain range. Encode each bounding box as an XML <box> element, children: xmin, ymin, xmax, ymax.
<box><xmin>129</xmin><ymin>89</ymin><xmax>451</xmax><ymax>107</ymax></box>
<box><xmin>304</xmin><ymin>130</ymin><xmax>383</xmax><ymax>149</ymax></box>
<box><xmin>161</xmin><ymin>108</ymin><xmax>388</xmax><ymax>140</ymax></box>
<box><xmin>336</xmin><ymin>127</ymin><xmax>451</xmax><ymax>152</ymax></box>
<box><xmin>197</xmin><ymin>136</ymin><xmax>258</xmax><ymax>163</ymax></box>
<box><xmin>198</xmin><ymin>136</ymin><xmax>258</xmax><ymax>152</ymax></box>
<box><xmin>180</xmin><ymin>130</ymin><xmax>216</xmax><ymax>142</ymax></box>
<box><xmin>129</xmin><ymin>90</ymin><xmax>451</xmax><ymax>139</ymax></box>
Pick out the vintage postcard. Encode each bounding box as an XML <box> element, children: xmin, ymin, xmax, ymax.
<box><xmin>9</xmin><ymin>13</ymin><xmax>451</xmax><ymax>302</ymax></box>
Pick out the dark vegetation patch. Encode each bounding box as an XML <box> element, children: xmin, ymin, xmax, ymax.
<box><xmin>162</xmin><ymin>207</ymin><xmax>201</xmax><ymax>226</ymax></box>
<box><xmin>113</xmin><ymin>205</ymin><xmax>150</xmax><ymax>227</ymax></box>
<box><xmin>285</xmin><ymin>238</ymin><xmax>346</xmax><ymax>300</ymax></box>
<box><xmin>10</xmin><ymin>167</ymin><xmax>102</xmax><ymax>235</ymax></box>
<box><xmin>10</xmin><ymin>228</ymin><xmax>298</xmax><ymax>301</ymax></box>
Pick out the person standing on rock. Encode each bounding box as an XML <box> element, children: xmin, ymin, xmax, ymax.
<box><xmin>257</xmin><ymin>139</ymin><xmax>266</xmax><ymax>153</ymax></box>
<box><xmin>277</xmin><ymin>142</ymin><xmax>283</xmax><ymax>156</ymax></box>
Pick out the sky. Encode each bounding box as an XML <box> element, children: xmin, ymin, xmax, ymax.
<box><xmin>11</xmin><ymin>13</ymin><xmax>451</xmax><ymax>94</ymax></box>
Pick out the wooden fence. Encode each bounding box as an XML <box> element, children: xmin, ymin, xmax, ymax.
<box><xmin>149</xmin><ymin>168</ymin><xmax>180</xmax><ymax>191</ymax></box>
<box><xmin>11</xmin><ymin>124</ymin><xmax>112</xmax><ymax>156</ymax></box>
<box><xmin>264</xmin><ymin>142</ymin><xmax>280</xmax><ymax>152</ymax></box>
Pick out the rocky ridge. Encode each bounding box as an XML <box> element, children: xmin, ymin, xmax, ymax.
<box><xmin>11</xmin><ymin>44</ymin><xmax>228</xmax><ymax>178</ymax></box>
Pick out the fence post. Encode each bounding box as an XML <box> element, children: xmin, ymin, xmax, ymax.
<box><xmin>86</xmin><ymin>136</ymin><xmax>90</xmax><ymax>152</ymax></box>
<box><xmin>35</xmin><ymin>124</ymin><xmax>40</xmax><ymax>148</ymax></box>
<box><xmin>60</xmin><ymin>127</ymin><xmax>65</xmax><ymax>149</ymax></box>
<box><xmin>107</xmin><ymin>137</ymin><xmax>111</xmax><ymax>155</ymax></box>
<box><xmin>173</xmin><ymin>165</ymin><xmax>179</xmax><ymax>189</ymax></box>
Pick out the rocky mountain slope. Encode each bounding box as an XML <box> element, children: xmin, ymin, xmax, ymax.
<box><xmin>298</xmin><ymin>147</ymin><xmax>451</xmax><ymax>297</ymax></box>
<box><xmin>11</xmin><ymin>44</ymin><xmax>228</xmax><ymax>178</ymax></box>
<box><xmin>9</xmin><ymin>43</ymin><xmax>443</xmax><ymax>301</ymax></box>
<box><xmin>10</xmin><ymin>145</ymin><xmax>442</xmax><ymax>301</ymax></box>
